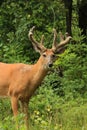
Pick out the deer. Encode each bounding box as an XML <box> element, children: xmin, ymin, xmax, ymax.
<box><xmin>0</xmin><ymin>26</ymin><xmax>71</xmax><ymax>130</ymax></box>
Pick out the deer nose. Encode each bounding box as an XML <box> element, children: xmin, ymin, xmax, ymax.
<box><xmin>49</xmin><ymin>63</ymin><xmax>53</xmax><ymax>67</ymax></box>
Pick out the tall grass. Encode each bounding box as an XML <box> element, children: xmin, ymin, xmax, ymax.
<box><xmin>0</xmin><ymin>98</ymin><xmax>87</xmax><ymax>130</ymax></box>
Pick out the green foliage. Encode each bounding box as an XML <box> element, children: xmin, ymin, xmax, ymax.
<box><xmin>1</xmin><ymin>97</ymin><xmax>87</xmax><ymax>130</ymax></box>
<box><xmin>55</xmin><ymin>27</ymin><xmax>87</xmax><ymax>99</ymax></box>
<box><xmin>0</xmin><ymin>0</ymin><xmax>65</xmax><ymax>63</ymax></box>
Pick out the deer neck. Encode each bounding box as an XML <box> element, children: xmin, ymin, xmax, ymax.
<box><xmin>32</xmin><ymin>56</ymin><xmax>48</xmax><ymax>85</ymax></box>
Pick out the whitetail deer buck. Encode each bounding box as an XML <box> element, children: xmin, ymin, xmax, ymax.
<box><xmin>0</xmin><ymin>26</ymin><xmax>71</xmax><ymax>130</ymax></box>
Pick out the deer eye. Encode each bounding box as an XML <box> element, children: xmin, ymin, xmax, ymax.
<box><xmin>52</xmin><ymin>54</ymin><xmax>55</xmax><ymax>58</ymax></box>
<box><xmin>43</xmin><ymin>53</ymin><xmax>47</xmax><ymax>57</ymax></box>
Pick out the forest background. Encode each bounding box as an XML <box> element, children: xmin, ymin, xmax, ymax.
<box><xmin>0</xmin><ymin>0</ymin><xmax>87</xmax><ymax>130</ymax></box>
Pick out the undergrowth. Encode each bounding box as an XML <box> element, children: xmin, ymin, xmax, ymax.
<box><xmin>0</xmin><ymin>95</ymin><xmax>87</xmax><ymax>130</ymax></box>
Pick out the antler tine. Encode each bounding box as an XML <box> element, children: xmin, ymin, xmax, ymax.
<box><xmin>65</xmin><ymin>32</ymin><xmax>69</xmax><ymax>38</ymax></box>
<box><xmin>59</xmin><ymin>31</ymin><xmax>64</xmax><ymax>41</ymax></box>
<box><xmin>28</xmin><ymin>26</ymin><xmax>39</xmax><ymax>45</ymax></box>
<box><xmin>52</xmin><ymin>28</ymin><xmax>57</xmax><ymax>51</ymax></box>
<box><xmin>39</xmin><ymin>34</ymin><xmax>47</xmax><ymax>51</ymax></box>
<box><xmin>40</xmin><ymin>35</ymin><xmax>44</xmax><ymax>45</ymax></box>
<box><xmin>57</xmin><ymin>34</ymin><xmax>72</xmax><ymax>49</ymax></box>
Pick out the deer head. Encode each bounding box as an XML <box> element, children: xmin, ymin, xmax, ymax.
<box><xmin>28</xmin><ymin>26</ymin><xmax>71</xmax><ymax>69</ymax></box>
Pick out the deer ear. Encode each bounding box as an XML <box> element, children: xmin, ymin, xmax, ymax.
<box><xmin>54</xmin><ymin>46</ymin><xmax>66</xmax><ymax>54</ymax></box>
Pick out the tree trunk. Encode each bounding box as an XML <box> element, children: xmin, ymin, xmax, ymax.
<box><xmin>63</xmin><ymin>0</ymin><xmax>73</xmax><ymax>35</ymax></box>
<box><xmin>78</xmin><ymin>0</ymin><xmax>87</xmax><ymax>36</ymax></box>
